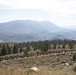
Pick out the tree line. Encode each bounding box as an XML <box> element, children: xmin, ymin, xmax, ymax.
<box><xmin>0</xmin><ymin>39</ymin><xmax>76</xmax><ymax>56</ymax></box>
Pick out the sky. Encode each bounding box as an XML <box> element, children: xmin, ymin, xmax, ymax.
<box><xmin>0</xmin><ymin>0</ymin><xmax>76</xmax><ymax>29</ymax></box>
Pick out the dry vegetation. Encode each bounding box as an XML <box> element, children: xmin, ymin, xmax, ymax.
<box><xmin>0</xmin><ymin>64</ymin><xmax>76</xmax><ymax>75</ymax></box>
<box><xmin>0</xmin><ymin>54</ymin><xmax>76</xmax><ymax>75</ymax></box>
<box><xmin>0</xmin><ymin>66</ymin><xmax>51</xmax><ymax>75</ymax></box>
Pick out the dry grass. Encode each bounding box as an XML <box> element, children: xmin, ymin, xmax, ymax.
<box><xmin>0</xmin><ymin>64</ymin><xmax>76</xmax><ymax>75</ymax></box>
<box><xmin>0</xmin><ymin>66</ymin><xmax>51</xmax><ymax>75</ymax></box>
<box><xmin>0</xmin><ymin>54</ymin><xmax>76</xmax><ymax>75</ymax></box>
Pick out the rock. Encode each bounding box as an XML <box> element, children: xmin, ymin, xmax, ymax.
<box><xmin>64</xmin><ymin>63</ymin><xmax>69</xmax><ymax>66</ymax></box>
<box><xmin>30</xmin><ymin>67</ymin><xmax>39</xmax><ymax>72</ymax></box>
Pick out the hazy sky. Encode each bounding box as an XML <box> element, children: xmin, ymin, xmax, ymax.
<box><xmin>0</xmin><ymin>0</ymin><xmax>76</xmax><ymax>28</ymax></box>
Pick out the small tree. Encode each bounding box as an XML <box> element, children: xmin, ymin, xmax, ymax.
<box><xmin>58</xmin><ymin>45</ymin><xmax>61</xmax><ymax>49</ymax></box>
<box><xmin>53</xmin><ymin>44</ymin><xmax>56</xmax><ymax>49</ymax></box>
<box><xmin>42</xmin><ymin>41</ymin><xmax>49</xmax><ymax>51</ymax></box>
<box><xmin>24</xmin><ymin>49</ymin><xmax>28</xmax><ymax>56</ymax></box>
<box><xmin>69</xmin><ymin>44</ymin><xmax>74</xmax><ymax>49</ymax></box>
<box><xmin>62</xmin><ymin>44</ymin><xmax>65</xmax><ymax>49</ymax></box>
<box><xmin>1</xmin><ymin>45</ymin><xmax>7</xmax><ymax>55</ymax></box>
<box><xmin>73</xmin><ymin>53</ymin><xmax>76</xmax><ymax>62</ymax></box>
<box><xmin>8</xmin><ymin>46</ymin><xmax>12</xmax><ymax>54</ymax></box>
<box><xmin>19</xmin><ymin>47</ymin><xmax>23</xmax><ymax>52</ymax></box>
<box><xmin>12</xmin><ymin>44</ymin><xmax>18</xmax><ymax>54</ymax></box>
<box><xmin>49</xmin><ymin>46</ymin><xmax>51</xmax><ymax>49</ymax></box>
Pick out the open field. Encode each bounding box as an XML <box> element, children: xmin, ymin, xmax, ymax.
<box><xmin>0</xmin><ymin>54</ymin><xmax>76</xmax><ymax>75</ymax></box>
<box><xmin>0</xmin><ymin>64</ymin><xmax>76</xmax><ymax>75</ymax></box>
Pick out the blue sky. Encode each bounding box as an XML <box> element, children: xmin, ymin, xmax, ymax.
<box><xmin>0</xmin><ymin>0</ymin><xmax>76</xmax><ymax>29</ymax></box>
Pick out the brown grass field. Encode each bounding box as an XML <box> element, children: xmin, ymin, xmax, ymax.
<box><xmin>0</xmin><ymin>54</ymin><xmax>76</xmax><ymax>75</ymax></box>
<box><xmin>0</xmin><ymin>64</ymin><xmax>76</xmax><ymax>75</ymax></box>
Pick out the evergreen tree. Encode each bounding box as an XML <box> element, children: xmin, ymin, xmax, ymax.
<box><xmin>53</xmin><ymin>44</ymin><xmax>56</xmax><ymax>49</ymax></box>
<box><xmin>58</xmin><ymin>45</ymin><xmax>61</xmax><ymax>49</ymax></box>
<box><xmin>19</xmin><ymin>47</ymin><xmax>23</xmax><ymax>52</ymax></box>
<box><xmin>12</xmin><ymin>44</ymin><xmax>18</xmax><ymax>54</ymax></box>
<box><xmin>24</xmin><ymin>48</ymin><xmax>28</xmax><ymax>56</ymax></box>
<box><xmin>64</xmin><ymin>39</ymin><xmax>67</xmax><ymax>45</ymax></box>
<box><xmin>8</xmin><ymin>46</ymin><xmax>12</xmax><ymax>54</ymax></box>
<box><xmin>26</xmin><ymin>42</ymin><xmax>31</xmax><ymax>51</ymax></box>
<box><xmin>49</xmin><ymin>46</ymin><xmax>51</xmax><ymax>49</ymax></box>
<box><xmin>73</xmin><ymin>53</ymin><xmax>76</xmax><ymax>62</ymax></box>
<box><xmin>62</xmin><ymin>44</ymin><xmax>65</xmax><ymax>49</ymax></box>
<box><xmin>1</xmin><ymin>45</ymin><xmax>7</xmax><ymax>55</ymax></box>
<box><xmin>42</xmin><ymin>41</ymin><xmax>49</xmax><ymax>51</ymax></box>
<box><xmin>69</xmin><ymin>44</ymin><xmax>74</xmax><ymax>49</ymax></box>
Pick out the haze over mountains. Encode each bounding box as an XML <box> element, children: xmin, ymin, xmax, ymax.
<box><xmin>0</xmin><ymin>4</ymin><xmax>76</xmax><ymax>30</ymax></box>
<box><xmin>0</xmin><ymin>4</ymin><xmax>51</xmax><ymax>24</ymax></box>
<box><xmin>0</xmin><ymin>20</ymin><xmax>76</xmax><ymax>42</ymax></box>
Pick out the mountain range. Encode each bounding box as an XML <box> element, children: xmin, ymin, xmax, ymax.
<box><xmin>0</xmin><ymin>20</ymin><xmax>76</xmax><ymax>42</ymax></box>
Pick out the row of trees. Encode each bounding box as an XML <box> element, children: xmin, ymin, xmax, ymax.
<box><xmin>30</xmin><ymin>39</ymin><xmax>75</xmax><ymax>50</ymax></box>
<box><xmin>0</xmin><ymin>44</ymin><xmax>23</xmax><ymax>56</ymax></box>
<box><xmin>0</xmin><ymin>39</ymin><xmax>76</xmax><ymax>56</ymax></box>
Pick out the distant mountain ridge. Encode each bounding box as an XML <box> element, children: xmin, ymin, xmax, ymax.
<box><xmin>0</xmin><ymin>20</ymin><xmax>63</xmax><ymax>33</ymax></box>
<box><xmin>0</xmin><ymin>20</ymin><xmax>75</xmax><ymax>42</ymax></box>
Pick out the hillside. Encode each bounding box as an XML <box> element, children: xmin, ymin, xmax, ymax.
<box><xmin>0</xmin><ymin>20</ymin><xmax>75</xmax><ymax>42</ymax></box>
<box><xmin>0</xmin><ymin>20</ymin><xmax>63</xmax><ymax>33</ymax></box>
